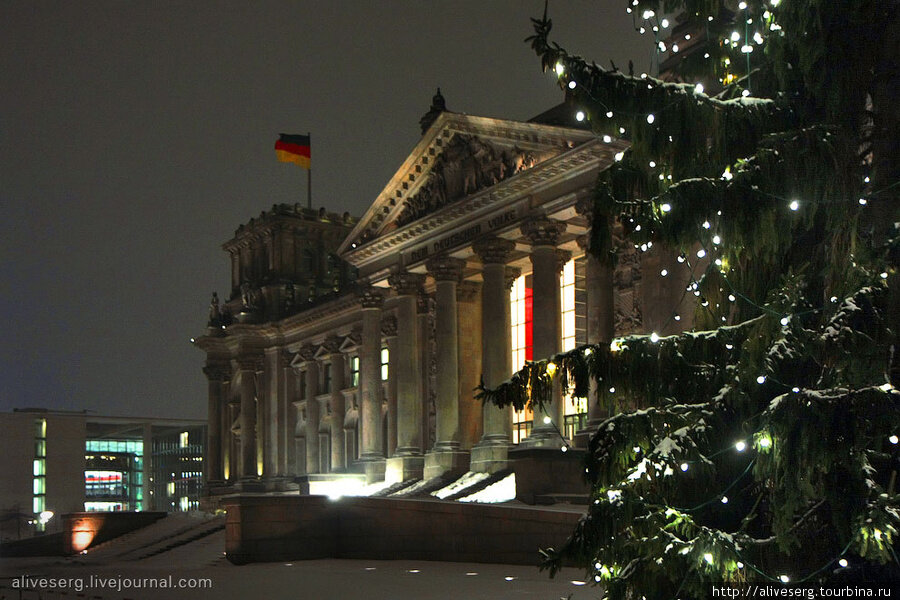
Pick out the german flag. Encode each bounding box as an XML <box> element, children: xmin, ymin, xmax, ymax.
<box><xmin>275</xmin><ymin>133</ymin><xmax>310</xmax><ymax>169</ymax></box>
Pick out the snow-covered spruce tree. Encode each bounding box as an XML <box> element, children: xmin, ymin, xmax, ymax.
<box><xmin>479</xmin><ymin>1</ymin><xmax>900</xmax><ymax>596</ymax></box>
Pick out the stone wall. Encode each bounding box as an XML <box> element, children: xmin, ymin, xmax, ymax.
<box><xmin>222</xmin><ymin>495</ymin><xmax>582</xmax><ymax>566</ymax></box>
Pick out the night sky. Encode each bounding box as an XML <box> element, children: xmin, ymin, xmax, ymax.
<box><xmin>1</xmin><ymin>2</ymin><xmax>647</xmax><ymax>420</ymax></box>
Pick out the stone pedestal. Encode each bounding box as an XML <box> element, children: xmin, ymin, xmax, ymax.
<box><xmin>424</xmin><ymin>448</ymin><xmax>470</xmax><ymax>480</ymax></box>
<box><xmin>385</xmin><ymin>455</ymin><xmax>425</xmax><ymax>484</ymax></box>
<box><xmin>508</xmin><ymin>446</ymin><xmax>589</xmax><ymax>505</ymax></box>
<box><xmin>362</xmin><ymin>459</ymin><xmax>386</xmax><ymax>485</ymax></box>
<box><xmin>468</xmin><ymin>444</ymin><xmax>510</xmax><ymax>474</ymax></box>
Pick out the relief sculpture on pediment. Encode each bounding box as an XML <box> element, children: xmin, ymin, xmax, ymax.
<box><xmin>396</xmin><ymin>134</ymin><xmax>536</xmax><ymax>226</ymax></box>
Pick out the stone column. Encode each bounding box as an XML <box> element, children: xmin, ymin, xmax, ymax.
<box><xmin>323</xmin><ymin>336</ymin><xmax>347</xmax><ymax>472</ymax></box>
<box><xmin>470</xmin><ymin>238</ymin><xmax>516</xmax><ymax>473</ymax></box>
<box><xmin>236</xmin><ymin>356</ymin><xmax>262</xmax><ymax>482</ymax></box>
<box><xmin>385</xmin><ymin>272</ymin><xmax>425</xmax><ymax>483</ymax></box>
<box><xmin>299</xmin><ymin>344</ymin><xmax>320</xmax><ymax>475</ymax></box>
<box><xmin>417</xmin><ymin>292</ymin><xmax>432</xmax><ymax>454</ymax></box>
<box><xmin>263</xmin><ymin>349</ymin><xmax>282</xmax><ymax>482</ymax></box>
<box><xmin>382</xmin><ymin>316</ymin><xmax>398</xmax><ymax>457</ymax></box>
<box><xmin>226</xmin><ymin>400</ymin><xmax>239</xmax><ymax>481</ymax></box>
<box><xmin>358</xmin><ymin>288</ymin><xmax>386</xmax><ymax>482</ymax></box>
<box><xmin>575</xmin><ymin>230</ymin><xmax>616</xmax><ymax>448</ymax></box>
<box><xmin>424</xmin><ymin>256</ymin><xmax>469</xmax><ymax>478</ymax></box>
<box><xmin>519</xmin><ymin>217</ymin><xmax>567</xmax><ymax>447</ymax></box>
<box><xmin>202</xmin><ymin>363</ymin><xmax>230</xmax><ymax>485</ymax></box>
<box><xmin>282</xmin><ymin>350</ymin><xmax>298</xmax><ymax>476</ymax></box>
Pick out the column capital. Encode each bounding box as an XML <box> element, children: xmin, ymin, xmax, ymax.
<box><xmin>472</xmin><ymin>237</ymin><xmax>515</xmax><ymax>265</ymax></box>
<box><xmin>388</xmin><ymin>271</ymin><xmax>426</xmax><ymax>296</ymax></box>
<box><xmin>426</xmin><ymin>255</ymin><xmax>466</xmax><ymax>283</ymax></box>
<box><xmin>203</xmin><ymin>363</ymin><xmax>231</xmax><ymax>382</ymax></box>
<box><xmin>234</xmin><ymin>355</ymin><xmax>264</xmax><ymax>372</ymax></box>
<box><xmin>576</xmin><ymin>234</ymin><xmax>590</xmax><ymax>251</ymax></box>
<box><xmin>575</xmin><ymin>196</ymin><xmax>594</xmax><ymax>218</ymax></box>
<box><xmin>381</xmin><ymin>315</ymin><xmax>398</xmax><ymax>338</ymax></box>
<box><xmin>556</xmin><ymin>249</ymin><xmax>573</xmax><ymax>273</ymax></box>
<box><xmin>504</xmin><ymin>266</ymin><xmax>522</xmax><ymax>290</ymax></box>
<box><xmin>521</xmin><ymin>217</ymin><xmax>566</xmax><ymax>247</ymax></box>
<box><xmin>356</xmin><ymin>286</ymin><xmax>384</xmax><ymax>309</ymax></box>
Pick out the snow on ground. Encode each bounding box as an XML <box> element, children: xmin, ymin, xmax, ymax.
<box><xmin>431</xmin><ymin>471</ymin><xmax>489</xmax><ymax>499</ymax></box>
<box><xmin>459</xmin><ymin>473</ymin><xmax>516</xmax><ymax>503</ymax></box>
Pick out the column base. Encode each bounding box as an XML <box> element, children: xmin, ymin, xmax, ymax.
<box><xmin>508</xmin><ymin>446</ymin><xmax>588</xmax><ymax>504</ymax></box>
<box><xmin>264</xmin><ymin>475</ymin><xmax>299</xmax><ymax>492</ymax></box>
<box><xmin>360</xmin><ymin>457</ymin><xmax>386</xmax><ymax>484</ymax></box>
<box><xmin>233</xmin><ymin>477</ymin><xmax>266</xmax><ymax>492</ymax></box>
<box><xmin>469</xmin><ymin>438</ymin><xmax>512</xmax><ymax>474</ymax></box>
<box><xmin>573</xmin><ymin>420</ymin><xmax>602</xmax><ymax>449</ymax></box>
<box><xmin>424</xmin><ymin>448</ymin><xmax>470</xmax><ymax>480</ymax></box>
<box><xmin>518</xmin><ymin>424</ymin><xmax>567</xmax><ymax>450</ymax></box>
<box><xmin>385</xmin><ymin>454</ymin><xmax>424</xmax><ymax>484</ymax></box>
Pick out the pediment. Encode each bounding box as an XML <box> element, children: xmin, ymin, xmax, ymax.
<box><xmin>337</xmin><ymin>112</ymin><xmax>596</xmax><ymax>256</ymax></box>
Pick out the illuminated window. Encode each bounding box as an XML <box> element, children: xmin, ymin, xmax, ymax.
<box><xmin>350</xmin><ymin>356</ymin><xmax>360</xmax><ymax>387</ymax></box>
<box><xmin>179</xmin><ymin>431</ymin><xmax>189</xmax><ymax>448</ymax></box>
<box><xmin>510</xmin><ymin>275</ymin><xmax>533</xmax><ymax>443</ymax></box>
<box><xmin>33</xmin><ymin>418</ymin><xmax>46</xmax><ymax>530</ymax></box>
<box><xmin>380</xmin><ymin>347</ymin><xmax>389</xmax><ymax>381</ymax></box>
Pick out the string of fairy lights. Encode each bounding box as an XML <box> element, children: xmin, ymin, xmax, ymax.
<box><xmin>510</xmin><ymin>0</ymin><xmax>900</xmax><ymax>589</ymax></box>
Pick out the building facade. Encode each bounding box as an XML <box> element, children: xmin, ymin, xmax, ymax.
<box><xmin>195</xmin><ymin>97</ymin><xmax>696</xmax><ymax>496</ymax></box>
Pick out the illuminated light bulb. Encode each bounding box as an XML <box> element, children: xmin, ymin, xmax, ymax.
<box><xmin>674</xmin><ymin>314</ymin><xmax>681</xmax><ymax>321</ymax></box>
<box><xmin>741</xmin><ymin>44</ymin><xmax>754</xmax><ymax>53</ymax></box>
<box><xmin>741</xmin><ymin>89</ymin><xmax>751</xmax><ymax>97</ymax></box>
<box><xmin>693</xmin><ymin>290</ymin><xmax>701</xmax><ymax>297</ymax></box>
<box><xmin>610</xmin><ymin>340</ymin><xmax>623</xmax><ymax>352</ymax></box>
<box><xmin>575</xmin><ymin>111</ymin><xmax>585</xmax><ymax>122</ymax></box>
<box><xmin>659</xmin><ymin>174</ymin><xmax>665</xmax><ymax>181</ymax></box>
<box><xmin>640</xmin><ymin>243</ymin><xmax>648</xmax><ymax>251</ymax></box>
<box><xmin>779</xmin><ymin>575</ymin><xmax>790</xmax><ymax>584</ymax></box>
<box><xmin>594</xmin><ymin>575</ymin><xmax>602</xmax><ymax>582</ymax></box>
<box><xmin>738</xmin><ymin>1</ymin><xmax>747</xmax><ymax>8</ymax></box>
<box><xmin>546</xmin><ymin>361</ymin><xmax>556</xmax><ymax>375</ymax></box>
<box><xmin>680</xmin><ymin>463</ymin><xmax>689</xmax><ymax>471</ymax></box>
<box><xmin>658</xmin><ymin>41</ymin><xmax>667</xmax><ymax>52</ymax></box>
<box><xmin>704</xmin><ymin>553</ymin><xmax>714</xmax><ymax>564</ymax></box>
<box><xmin>731</xmin><ymin>31</ymin><xmax>741</xmax><ymax>41</ymax></box>
<box><xmin>753</xmin><ymin>31</ymin><xmax>764</xmax><ymax>44</ymax></box>
<box><xmin>864</xmin><ymin>176</ymin><xmax>870</xmax><ymax>183</ymax></box>
<box><xmin>583</xmin><ymin>347</ymin><xmax>592</xmax><ymax>356</ymax></box>
<box><xmin>639</xmin><ymin>27</ymin><xmax>646</xmax><ymax>33</ymax></box>
<box><xmin>712</xmin><ymin>235</ymin><xmax>721</xmax><ymax>245</ymax></box>
<box><xmin>190</xmin><ymin>338</ymin><xmax>195</xmax><ymax>343</ymax></box>
<box><xmin>792</xmin><ymin>387</ymin><xmax>800</xmax><ymax>393</ymax></box>
<box><xmin>543</xmin><ymin>416</ymin><xmax>552</xmax><ymax>424</ymax></box>
<box><xmin>646</xmin><ymin>114</ymin><xmax>655</xmax><ymax>124</ymax></box>
<box><xmin>722</xmin><ymin>167</ymin><xmax>733</xmax><ymax>181</ymax></box>
<box><xmin>728</xmin><ymin>294</ymin><xmax>736</xmax><ymax>302</ymax></box>
<box><xmin>703</xmin><ymin>221</ymin><xmax>711</xmax><ymax>229</ymax></box>
<box><xmin>626</xmin><ymin>6</ymin><xmax>632</xmax><ymax>12</ymax></box>
<box><xmin>561</xmin><ymin>445</ymin><xmax>568</xmax><ymax>453</ymax></box>
<box><xmin>704</xmin><ymin>52</ymin><xmax>710</xmax><ymax>58</ymax></box>
<box><xmin>830</xmin><ymin>296</ymin><xmax>838</xmax><ymax>302</ymax></box>
<box><xmin>672</xmin><ymin>44</ymin><xmax>679</xmax><ymax>53</ymax></box>
<box><xmin>780</xmin><ymin>316</ymin><xmax>789</xmax><ymax>326</ymax></box>
<box><xmin>662</xmin><ymin>18</ymin><xmax>669</xmax><ymax>27</ymax></box>
<box><xmin>650</xmin><ymin>332</ymin><xmax>660</xmax><ymax>343</ymax></box>
<box><xmin>789</xmin><ymin>200</ymin><xmax>799</xmax><ymax>211</ymax></box>
<box><xmin>606</xmin><ymin>110</ymin><xmax>614</xmax><ymax>118</ymax></box>
<box><xmin>568</xmin><ymin>80</ymin><xmax>577</xmax><ymax>89</ymax></box>
<box><xmin>735</xmin><ymin>441</ymin><xmax>746</xmax><ymax>452</ymax></box>
<box><xmin>649</xmin><ymin>160</ymin><xmax>656</xmax><ymax>168</ymax></box>
<box><xmin>758</xmin><ymin>435</ymin><xmax>772</xmax><ymax>448</ymax></box>
<box><xmin>838</xmin><ymin>559</ymin><xmax>848</xmax><ymax>568</ymax></box>
<box><xmin>881</xmin><ymin>272</ymin><xmax>889</xmax><ymax>279</ymax></box>
<box><xmin>633</xmin><ymin>446</ymin><xmax>641</xmax><ymax>453</ymax></box>
<box><xmin>615</xmin><ymin>152</ymin><xmax>625</xmax><ymax>162</ymax></box>
<box><xmin>619</xmin><ymin>127</ymin><xmax>626</xmax><ymax>134</ymax></box>
<box><xmin>677</xmin><ymin>255</ymin><xmax>685</xmax><ymax>263</ymax></box>
<box><xmin>708</xmin><ymin>15</ymin><xmax>714</xmax><ymax>21</ymax></box>
<box><xmin>859</xmin><ymin>198</ymin><xmax>867</xmax><ymax>205</ymax></box>
<box><xmin>694</xmin><ymin>83</ymin><xmax>704</xmax><ymax>94</ymax></box>
<box><xmin>635</xmin><ymin>224</ymin><xmax>642</xmax><ymax>232</ymax></box>
<box><xmin>642</xmin><ymin>9</ymin><xmax>655</xmax><ymax>18</ymax></box>
<box><xmin>697</xmin><ymin>249</ymin><xmax>707</xmax><ymax>258</ymax></box>
<box><xmin>880</xmin><ymin>383</ymin><xmax>894</xmax><ymax>391</ymax></box>
<box><xmin>609</xmin><ymin>386</ymin><xmax>616</xmax><ymax>393</ymax></box>
<box><xmin>661</xmin><ymin>203</ymin><xmax>671</xmax><ymax>213</ymax></box>
<box><xmin>757</xmin><ymin>375</ymin><xmax>766</xmax><ymax>384</ymax></box>
<box><xmin>763</xmin><ymin>10</ymin><xmax>771</xmax><ymax>18</ymax></box>
<box><xmin>737</xmin><ymin>562</ymin><xmax>744</xmax><ymax>569</ymax></box>
<box><xmin>721</xmin><ymin>496</ymin><xmax>728</xmax><ymax>504</ymax></box>
<box><xmin>602</xmin><ymin>134</ymin><xmax>612</xmax><ymax>143</ymax></box>
<box><xmin>555</xmin><ymin>62</ymin><xmax>565</xmax><ymax>76</ymax></box>
<box><xmin>505</xmin><ymin>576</ymin><xmax>516</xmax><ymax>581</ymax></box>
<box><xmin>890</xmin><ymin>435</ymin><xmax>899</xmax><ymax>445</ymax></box>
<box><xmin>701</xmin><ymin>299</ymin><xmax>709</xmax><ymax>307</ymax></box>
<box><xmin>660</xmin><ymin>269</ymin><xmax>668</xmax><ymax>276</ymax></box>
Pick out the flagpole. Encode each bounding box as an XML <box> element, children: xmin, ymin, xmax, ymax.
<box><xmin>307</xmin><ymin>131</ymin><xmax>312</xmax><ymax>209</ymax></box>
